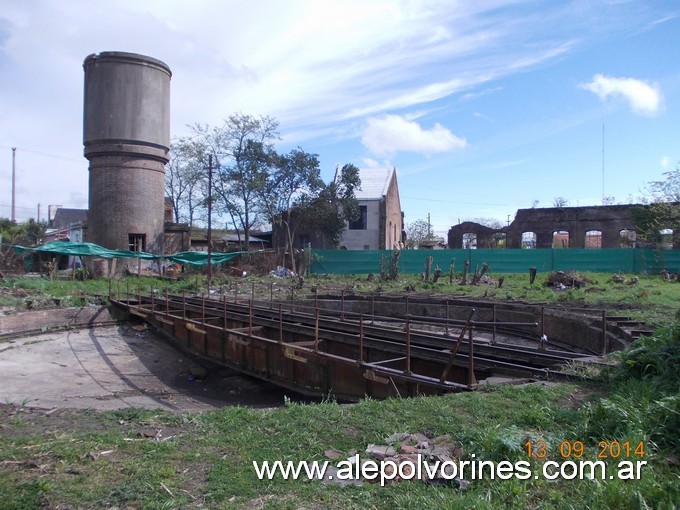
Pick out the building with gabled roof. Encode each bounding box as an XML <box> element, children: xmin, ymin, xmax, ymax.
<box><xmin>339</xmin><ymin>166</ymin><xmax>404</xmax><ymax>250</ymax></box>
<box><xmin>51</xmin><ymin>208</ymin><xmax>88</xmax><ymax>230</ymax></box>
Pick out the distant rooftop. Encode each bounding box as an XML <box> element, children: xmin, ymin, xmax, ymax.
<box><xmin>52</xmin><ymin>208</ymin><xmax>87</xmax><ymax>229</ymax></box>
<box><xmin>336</xmin><ymin>166</ymin><xmax>395</xmax><ymax>200</ymax></box>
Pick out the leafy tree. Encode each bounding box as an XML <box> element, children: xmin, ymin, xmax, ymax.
<box><xmin>405</xmin><ymin>219</ymin><xmax>434</xmax><ymax>249</ymax></box>
<box><xmin>166</xmin><ymin>112</ymin><xmax>361</xmax><ymax>260</ymax></box>
<box><xmin>256</xmin><ymin>146</ymin><xmax>323</xmax><ymax>270</ymax></box>
<box><xmin>553</xmin><ymin>197</ymin><xmax>568</xmax><ymax>207</ymax></box>
<box><xmin>632</xmin><ymin>164</ymin><xmax>680</xmax><ymax>247</ymax></box>
<box><xmin>294</xmin><ymin>164</ymin><xmax>361</xmax><ymax>249</ymax></box>
<box><xmin>0</xmin><ymin>218</ymin><xmax>46</xmax><ymax>271</ymax></box>
<box><xmin>647</xmin><ymin>165</ymin><xmax>680</xmax><ymax>202</ymax></box>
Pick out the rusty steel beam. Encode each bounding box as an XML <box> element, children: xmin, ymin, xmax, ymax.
<box><xmin>111</xmin><ymin>292</ymin><xmax>585</xmax><ymax>400</ymax></box>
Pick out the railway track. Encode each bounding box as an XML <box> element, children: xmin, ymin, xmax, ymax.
<box><xmin>111</xmin><ymin>292</ymin><xmax>598</xmax><ymax>400</ymax></box>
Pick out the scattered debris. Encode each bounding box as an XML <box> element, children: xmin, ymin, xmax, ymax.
<box><xmin>318</xmin><ymin>432</ymin><xmax>469</xmax><ymax>488</ymax></box>
<box><xmin>612</xmin><ymin>274</ymin><xmax>626</xmax><ymax>284</ymax></box>
<box><xmin>365</xmin><ymin>444</ymin><xmax>397</xmax><ymax>460</ymax></box>
<box><xmin>324</xmin><ymin>449</ymin><xmax>345</xmax><ymax>460</ymax></box>
<box><xmin>228</xmin><ymin>266</ymin><xmax>248</xmax><ymax>277</ymax></box>
<box><xmin>137</xmin><ymin>428</ymin><xmax>161</xmax><ymax>439</ymax></box>
<box><xmin>269</xmin><ymin>266</ymin><xmax>296</xmax><ymax>278</ymax></box>
<box><xmin>546</xmin><ymin>271</ymin><xmax>590</xmax><ymax>289</ymax></box>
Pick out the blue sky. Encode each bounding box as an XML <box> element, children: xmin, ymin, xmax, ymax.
<box><xmin>1</xmin><ymin>0</ymin><xmax>678</xmax><ymax>235</ymax></box>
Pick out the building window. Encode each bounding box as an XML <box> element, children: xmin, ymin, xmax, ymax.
<box><xmin>462</xmin><ymin>232</ymin><xmax>477</xmax><ymax>249</ymax></box>
<box><xmin>128</xmin><ymin>233</ymin><xmax>146</xmax><ymax>252</ymax></box>
<box><xmin>619</xmin><ymin>229</ymin><xmax>636</xmax><ymax>248</ymax></box>
<box><xmin>552</xmin><ymin>230</ymin><xmax>570</xmax><ymax>248</ymax></box>
<box><xmin>521</xmin><ymin>232</ymin><xmax>536</xmax><ymax>249</ymax></box>
<box><xmin>585</xmin><ymin>230</ymin><xmax>602</xmax><ymax>249</ymax></box>
<box><xmin>660</xmin><ymin>228</ymin><xmax>674</xmax><ymax>249</ymax></box>
<box><xmin>349</xmin><ymin>206</ymin><xmax>367</xmax><ymax>230</ymax></box>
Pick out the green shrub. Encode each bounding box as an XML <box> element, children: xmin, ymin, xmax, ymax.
<box><xmin>585</xmin><ymin>323</ymin><xmax>680</xmax><ymax>451</ymax></box>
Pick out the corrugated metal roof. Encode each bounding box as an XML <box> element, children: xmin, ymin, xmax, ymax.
<box><xmin>336</xmin><ymin>166</ymin><xmax>394</xmax><ymax>200</ymax></box>
<box><xmin>52</xmin><ymin>208</ymin><xmax>88</xmax><ymax>229</ymax></box>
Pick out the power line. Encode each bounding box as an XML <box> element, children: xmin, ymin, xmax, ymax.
<box><xmin>401</xmin><ymin>195</ymin><xmax>511</xmax><ymax>206</ymax></box>
<box><xmin>0</xmin><ymin>145</ymin><xmax>83</xmax><ymax>163</ymax></box>
<box><xmin>0</xmin><ymin>203</ymin><xmax>46</xmax><ymax>211</ymax></box>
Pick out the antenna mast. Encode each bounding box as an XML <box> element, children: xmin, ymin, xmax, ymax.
<box><xmin>601</xmin><ymin>121</ymin><xmax>605</xmax><ymax>202</ymax></box>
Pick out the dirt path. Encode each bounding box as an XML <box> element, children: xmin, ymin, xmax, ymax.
<box><xmin>0</xmin><ymin>324</ymin><xmax>299</xmax><ymax>412</ymax></box>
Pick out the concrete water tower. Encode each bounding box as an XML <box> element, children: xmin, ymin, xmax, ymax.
<box><xmin>83</xmin><ymin>51</ymin><xmax>171</xmax><ymax>254</ymax></box>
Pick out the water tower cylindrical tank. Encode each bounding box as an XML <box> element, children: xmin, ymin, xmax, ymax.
<box><xmin>83</xmin><ymin>51</ymin><xmax>171</xmax><ymax>254</ymax></box>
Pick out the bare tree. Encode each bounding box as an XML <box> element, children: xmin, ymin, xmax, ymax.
<box><xmin>189</xmin><ymin>113</ymin><xmax>280</xmax><ymax>248</ymax></box>
<box><xmin>166</xmin><ymin>137</ymin><xmax>205</xmax><ymax>227</ymax></box>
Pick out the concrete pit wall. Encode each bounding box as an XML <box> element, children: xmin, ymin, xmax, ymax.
<box><xmin>308</xmin><ymin>296</ymin><xmax>629</xmax><ymax>355</ymax></box>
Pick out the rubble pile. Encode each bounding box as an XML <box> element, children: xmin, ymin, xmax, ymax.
<box><xmin>320</xmin><ymin>432</ymin><xmax>470</xmax><ymax>488</ymax></box>
<box><xmin>545</xmin><ymin>271</ymin><xmax>590</xmax><ymax>289</ymax></box>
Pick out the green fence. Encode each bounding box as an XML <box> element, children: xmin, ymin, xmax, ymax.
<box><xmin>310</xmin><ymin>248</ymin><xmax>680</xmax><ymax>275</ymax></box>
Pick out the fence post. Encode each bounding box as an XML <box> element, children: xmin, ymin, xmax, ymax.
<box><xmin>359</xmin><ymin>314</ymin><xmax>364</xmax><ymax>364</ymax></box>
<box><xmin>468</xmin><ymin>324</ymin><xmax>476</xmax><ymax>388</ymax></box>
<box><xmin>405</xmin><ymin>318</ymin><xmax>411</xmax><ymax>375</ymax></box>
<box><xmin>601</xmin><ymin>310</ymin><xmax>608</xmax><ymax>356</ymax></box>
<box><xmin>314</xmin><ymin>308</ymin><xmax>319</xmax><ymax>352</ymax></box>
<box><xmin>341</xmin><ymin>289</ymin><xmax>345</xmax><ymax>321</ymax></box>
<box><xmin>551</xmin><ymin>248</ymin><xmax>555</xmax><ymax>271</ymax></box>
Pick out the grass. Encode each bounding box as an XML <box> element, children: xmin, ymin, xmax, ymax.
<box><xmin>0</xmin><ymin>381</ymin><xmax>677</xmax><ymax>509</ymax></box>
<box><xmin>3</xmin><ymin>270</ymin><xmax>680</xmax><ymax>326</ymax></box>
<box><xmin>1</xmin><ymin>271</ymin><xmax>679</xmax><ymax>508</ymax></box>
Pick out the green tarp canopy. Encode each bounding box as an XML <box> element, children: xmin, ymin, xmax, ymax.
<box><xmin>166</xmin><ymin>250</ymin><xmax>245</xmax><ymax>267</ymax></box>
<box><xmin>12</xmin><ymin>241</ymin><xmax>265</xmax><ymax>267</ymax></box>
<box><xmin>13</xmin><ymin>241</ymin><xmax>158</xmax><ymax>260</ymax></box>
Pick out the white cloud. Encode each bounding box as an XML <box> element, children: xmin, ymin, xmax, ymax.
<box><xmin>661</xmin><ymin>156</ymin><xmax>671</xmax><ymax>168</ymax></box>
<box><xmin>361</xmin><ymin>115</ymin><xmax>467</xmax><ymax>157</ymax></box>
<box><xmin>0</xmin><ymin>1</ymin><xmax>671</xmax><ymax>220</ymax></box>
<box><xmin>580</xmin><ymin>74</ymin><xmax>662</xmax><ymax>116</ymax></box>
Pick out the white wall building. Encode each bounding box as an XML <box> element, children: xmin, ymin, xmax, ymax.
<box><xmin>339</xmin><ymin>166</ymin><xmax>403</xmax><ymax>250</ymax></box>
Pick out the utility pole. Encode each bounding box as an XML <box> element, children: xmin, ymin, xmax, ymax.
<box><xmin>11</xmin><ymin>147</ymin><xmax>16</xmax><ymax>222</ymax></box>
<box><xmin>206</xmin><ymin>154</ymin><xmax>213</xmax><ymax>282</ymax></box>
<box><xmin>601</xmin><ymin>121</ymin><xmax>605</xmax><ymax>202</ymax></box>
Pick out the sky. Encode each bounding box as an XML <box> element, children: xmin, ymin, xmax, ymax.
<box><xmin>1</xmin><ymin>0</ymin><xmax>679</xmax><ymax>235</ymax></box>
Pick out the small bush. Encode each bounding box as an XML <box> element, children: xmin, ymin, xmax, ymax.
<box><xmin>585</xmin><ymin>323</ymin><xmax>680</xmax><ymax>451</ymax></box>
